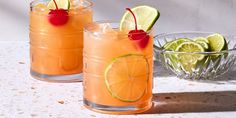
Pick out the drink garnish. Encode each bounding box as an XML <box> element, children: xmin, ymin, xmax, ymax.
<box><xmin>126</xmin><ymin>8</ymin><xmax>149</xmax><ymax>49</ymax></box>
<box><xmin>120</xmin><ymin>6</ymin><xmax>160</xmax><ymax>32</ymax></box>
<box><xmin>105</xmin><ymin>54</ymin><xmax>149</xmax><ymax>102</ymax></box>
<box><xmin>48</xmin><ymin>0</ymin><xmax>69</xmax><ymax>26</ymax></box>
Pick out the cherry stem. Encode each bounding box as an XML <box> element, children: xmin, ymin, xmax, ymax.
<box><xmin>53</xmin><ymin>0</ymin><xmax>59</xmax><ymax>10</ymax></box>
<box><xmin>126</xmin><ymin>8</ymin><xmax>137</xmax><ymax>30</ymax></box>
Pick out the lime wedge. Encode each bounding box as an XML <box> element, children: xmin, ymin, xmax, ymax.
<box><xmin>105</xmin><ymin>54</ymin><xmax>149</xmax><ymax>102</ymax></box>
<box><xmin>207</xmin><ymin>33</ymin><xmax>227</xmax><ymax>52</ymax></box>
<box><xmin>120</xmin><ymin>6</ymin><xmax>160</xmax><ymax>31</ymax></box>
<box><xmin>193</xmin><ymin>37</ymin><xmax>209</xmax><ymax>44</ymax></box>
<box><xmin>47</xmin><ymin>0</ymin><xmax>70</xmax><ymax>10</ymax></box>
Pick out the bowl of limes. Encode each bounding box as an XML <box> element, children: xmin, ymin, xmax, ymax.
<box><xmin>154</xmin><ymin>32</ymin><xmax>236</xmax><ymax>80</ymax></box>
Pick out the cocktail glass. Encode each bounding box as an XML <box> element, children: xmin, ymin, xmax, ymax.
<box><xmin>29</xmin><ymin>0</ymin><xmax>93</xmax><ymax>82</ymax></box>
<box><xmin>83</xmin><ymin>22</ymin><xmax>153</xmax><ymax>114</ymax></box>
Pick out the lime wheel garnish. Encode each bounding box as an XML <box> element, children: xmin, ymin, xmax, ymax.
<box><xmin>105</xmin><ymin>54</ymin><xmax>149</xmax><ymax>102</ymax></box>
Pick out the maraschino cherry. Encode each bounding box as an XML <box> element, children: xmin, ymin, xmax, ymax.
<box><xmin>126</xmin><ymin>8</ymin><xmax>149</xmax><ymax>49</ymax></box>
<box><xmin>48</xmin><ymin>0</ymin><xmax>69</xmax><ymax>26</ymax></box>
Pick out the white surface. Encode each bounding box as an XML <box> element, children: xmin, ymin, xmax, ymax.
<box><xmin>0</xmin><ymin>0</ymin><xmax>236</xmax><ymax>41</ymax></box>
<box><xmin>1</xmin><ymin>41</ymin><xmax>236</xmax><ymax>118</ymax></box>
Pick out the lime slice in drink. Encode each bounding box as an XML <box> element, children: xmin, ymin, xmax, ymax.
<box><xmin>120</xmin><ymin>6</ymin><xmax>160</xmax><ymax>31</ymax></box>
<box><xmin>105</xmin><ymin>54</ymin><xmax>149</xmax><ymax>102</ymax></box>
<box><xmin>195</xmin><ymin>40</ymin><xmax>209</xmax><ymax>50</ymax></box>
<box><xmin>193</xmin><ymin>37</ymin><xmax>209</xmax><ymax>44</ymax></box>
<box><xmin>47</xmin><ymin>0</ymin><xmax>70</xmax><ymax>9</ymax></box>
<box><xmin>176</xmin><ymin>42</ymin><xmax>205</xmax><ymax>72</ymax></box>
<box><xmin>207</xmin><ymin>33</ymin><xmax>227</xmax><ymax>52</ymax></box>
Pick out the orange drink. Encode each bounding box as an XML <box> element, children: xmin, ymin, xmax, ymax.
<box><xmin>29</xmin><ymin>0</ymin><xmax>93</xmax><ymax>82</ymax></box>
<box><xmin>83</xmin><ymin>22</ymin><xmax>153</xmax><ymax>114</ymax></box>
<box><xmin>83</xmin><ymin>5</ymin><xmax>160</xmax><ymax>114</ymax></box>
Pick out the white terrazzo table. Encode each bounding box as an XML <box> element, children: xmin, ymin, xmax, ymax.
<box><xmin>1</xmin><ymin>41</ymin><xmax>236</xmax><ymax>118</ymax></box>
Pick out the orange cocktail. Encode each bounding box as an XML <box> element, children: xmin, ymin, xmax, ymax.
<box><xmin>83</xmin><ymin>22</ymin><xmax>153</xmax><ymax>114</ymax></box>
<box><xmin>30</xmin><ymin>0</ymin><xmax>93</xmax><ymax>82</ymax></box>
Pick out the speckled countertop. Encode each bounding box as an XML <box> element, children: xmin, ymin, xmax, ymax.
<box><xmin>1</xmin><ymin>41</ymin><xmax>236</xmax><ymax>118</ymax></box>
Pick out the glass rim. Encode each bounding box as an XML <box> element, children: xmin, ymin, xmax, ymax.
<box><xmin>155</xmin><ymin>47</ymin><xmax>236</xmax><ymax>54</ymax></box>
<box><xmin>154</xmin><ymin>31</ymin><xmax>236</xmax><ymax>54</ymax></box>
<box><xmin>30</xmin><ymin>0</ymin><xmax>93</xmax><ymax>11</ymax></box>
<box><xmin>84</xmin><ymin>20</ymin><xmax>153</xmax><ymax>36</ymax></box>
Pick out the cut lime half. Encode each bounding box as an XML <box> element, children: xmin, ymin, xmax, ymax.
<box><xmin>207</xmin><ymin>33</ymin><xmax>227</xmax><ymax>52</ymax></box>
<box><xmin>195</xmin><ymin>40</ymin><xmax>209</xmax><ymax>50</ymax></box>
<box><xmin>105</xmin><ymin>54</ymin><xmax>149</xmax><ymax>102</ymax></box>
<box><xmin>120</xmin><ymin>6</ymin><xmax>160</xmax><ymax>31</ymax></box>
<box><xmin>47</xmin><ymin>0</ymin><xmax>70</xmax><ymax>10</ymax></box>
<box><xmin>163</xmin><ymin>38</ymin><xmax>191</xmax><ymax>71</ymax></box>
<box><xmin>176</xmin><ymin>42</ymin><xmax>205</xmax><ymax>72</ymax></box>
<box><xmin>207</xmin><ymin>33</ymin><xmax>228</xmax><ymax>58</ymax></box>
<box><xmin>164</xmin><ymin>38</ymin><xmax>191</xmax><ymax>51</ymax></box>
<box><xmin>163</xmin><ymin>41</ymin><xmax>172</xmax><ymax>49</ymax></box>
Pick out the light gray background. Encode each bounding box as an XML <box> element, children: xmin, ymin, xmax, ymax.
<box><xmin>0</xmin><ymin>0</ymin><xmax>235</xmax><ymax>41</ymax></box>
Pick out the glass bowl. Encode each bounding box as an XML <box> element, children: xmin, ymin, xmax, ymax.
<box><xmin>154</xmin><ymin>32</ymin><xmax>236</xmax><ymax>80</ymax></box>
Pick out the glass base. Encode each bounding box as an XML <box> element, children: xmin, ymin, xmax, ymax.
<box><xmin>30</xmin><ymin>70</ymin><xmax>83</xmax><ymax>83</ymax></box>
<box><xmin>83</xmin><ymin>99</ymin><xmax>152</xmax><ymax>114</ymax></box>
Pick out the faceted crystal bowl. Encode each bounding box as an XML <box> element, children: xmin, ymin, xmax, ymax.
<box><xmin>154</xmin><ymin>32</ymin><xmax>236</xmax><ymax>80</ymax></box>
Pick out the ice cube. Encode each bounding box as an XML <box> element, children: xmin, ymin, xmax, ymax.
<box><xmin>100</xmin><ymin>23</ymin><xmax>115</xmax><ymax>33</ymax></box>
<box><xmin>33</xmin><ymin>3</ymin><xmax>49</xmax><ymax>14</ymax></box>
<box><xmin>91</xmin><ymin>23</ymin><xmax>117</xmax><ymax>40</ymax></box>
<box><xmin>93</xmin><ymin>23</ymin><xmax>116</xmax><ymax>34</ymax></box>
<box><xmin>71</xmin><ymin>0</ymin><xmax>89</xmax><ymax>9</ymax></box>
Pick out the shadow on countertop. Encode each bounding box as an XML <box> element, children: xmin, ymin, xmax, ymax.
<box><xmin>144</xmin><ymin>91</ymin><xmax>236</xmax><ymax>114</ymax></box>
